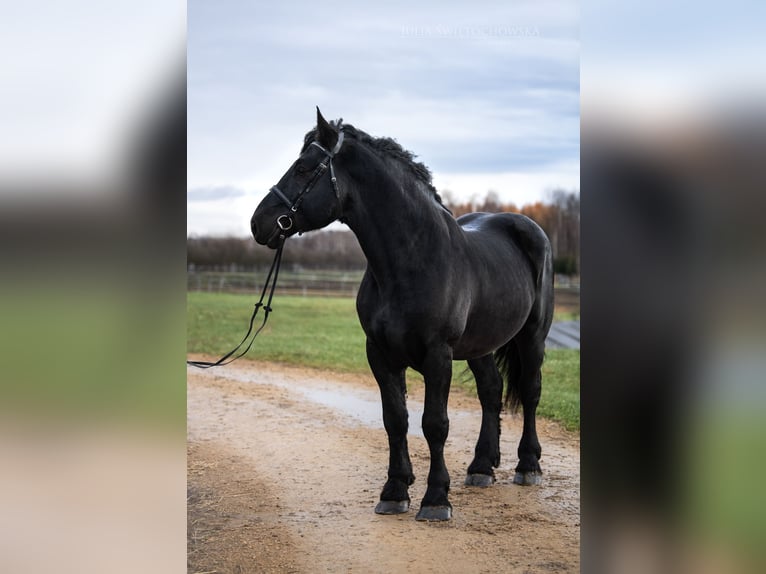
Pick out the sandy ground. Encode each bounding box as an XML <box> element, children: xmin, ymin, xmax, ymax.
<box><xmin>187</xmin><ymin>358</ymin><xmax>580</xmax><ymax>573</ymax></box>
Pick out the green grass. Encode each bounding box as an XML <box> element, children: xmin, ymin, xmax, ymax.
<box><xmin>553</xmin><ymin>309</ymin><xmax>580</xmax><ymax>322</ymax></box>
<box><xmin>683</xmin><ymin>407</ymin><xmax>766</xmax><ymax>568</ymax></box>
<box><xmin>1</xmin><ymin>286</ymin><xmax>186</xmax><ymax>431</ymax></box>
<box><xmin>187</xmin><ymin>291</ymin><xmax>580</xmax><ymax>431</ymax></box>
<box><xmin>187</xmin><ymin>292</ymin><xmax>369</xmax><ymax>372</ymax></box>
<box><xmin>539</xmin><ymin>349</ymin><xmax>580</xmax><ymax>430</ymax></box>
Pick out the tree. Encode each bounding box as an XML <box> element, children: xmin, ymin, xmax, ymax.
<box><xmin>443</xmin><ymin>189</ymin><xmax>580</xmax><ymax>276</ymax></box>
<box><xmin>188</xmin><ymin>190</ymin><xmax>579</xmax><ymax>276</ymax></box>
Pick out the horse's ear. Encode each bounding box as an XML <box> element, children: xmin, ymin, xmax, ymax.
<box><xmin>316</xmin><ymin>106</ymin><xmax>337</xmax><ymax>148</ymax></box>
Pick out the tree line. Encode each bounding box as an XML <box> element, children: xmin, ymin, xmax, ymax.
<box><xmin>188</xmin><ymin>189</ymin><xmax>579</xmax><ymax>275</ymax></box>
<box><xmin>187</xmin><ymin>230</ymin><xmax>367</xmax><ymax>270</ymax></box>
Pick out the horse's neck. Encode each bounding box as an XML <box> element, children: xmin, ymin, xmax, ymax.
<box><xmin>345</xmin><ymin>174</ymin><xmax>453</xmax><ymax>286</ymax></box>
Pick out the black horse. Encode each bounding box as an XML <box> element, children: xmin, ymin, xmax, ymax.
<box><xmin>251</xmin><ymin>109</ymin><xmax>554</xmax><ymax>521</ymax></box>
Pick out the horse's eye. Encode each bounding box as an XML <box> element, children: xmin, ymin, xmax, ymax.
<box><xmin>294</xmin><ymin>163</ymin><xmax>307</xmax><ymax>175</ymax></box>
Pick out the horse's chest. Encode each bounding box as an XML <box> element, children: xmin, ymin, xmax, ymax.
<box><xmin>362</xmin><ymin>304</ymin><xmax>413</xmax><ymax>347</ymax></box>
<box><xmin>358</xmin><ymin>296</ymin><xmax>434</xmax><ymax>357</ymax></box>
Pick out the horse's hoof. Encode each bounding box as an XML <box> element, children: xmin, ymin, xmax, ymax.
<box><xmin>415</xmin><ymin>505</ymin><xmax>452</xmax><ymax>521</ymax></box>
<box><xmin>375</xmin><ymin>500</ymin><xmax>410</xmax><ymax>515</ymax></box>
<box><xmin>464</xmin><ymin>473</ymin><xmax>494</xmax><ymax>487</ymax></box>
<box><xmin>513</xmin><ymin>470</ymin><xmax>542</xmax><ymax>486</ymax></box>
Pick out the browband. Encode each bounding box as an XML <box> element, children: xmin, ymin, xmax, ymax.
<box><xmin>310</xmin><ymin>129</ymin><xmax>344</xmax><ymax>157</ymax></box>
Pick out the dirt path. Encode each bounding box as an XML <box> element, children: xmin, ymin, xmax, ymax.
<box><xmin>187</xmin><ymin>359</ymin><xmax>580</xmax><ymax>573</ymax></box>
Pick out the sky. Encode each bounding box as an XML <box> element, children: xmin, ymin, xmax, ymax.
<box><xmin>582</xmin><ymin>1</ymin><xmax>766</xmax><ymax>118</ymax></box>
<box><xmin>187</xmin><ymin>1</ymin><xmax>580</xmax><ymax>236</ymax></box>
<box><xmin>0</xmin><ymin>1</ymin><xmax>185</xmax><ymax>188</ymax></box>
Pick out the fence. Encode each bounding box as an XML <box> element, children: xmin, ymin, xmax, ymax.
<box><xmin>187</xmin><ymin>268</ymin><xmax>366</xmax><ymax>297</ymax></box>
<box><xmin>188</xmin><ymin>269</ymin><xmax>580</xmax><ymax>310</ymax></box>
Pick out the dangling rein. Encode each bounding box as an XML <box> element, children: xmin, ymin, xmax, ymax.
<box><xmin>187</xmin><ymin>235</ymin><xmax>285</xmax><ymax>369</ymax></box>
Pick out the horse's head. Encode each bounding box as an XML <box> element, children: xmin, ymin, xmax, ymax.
<box><xmin>251</xmin><ymin>107</ymin><xmax>345</xmax><ymax>248</ymax></box>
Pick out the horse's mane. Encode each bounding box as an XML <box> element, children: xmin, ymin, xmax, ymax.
<box><xmin>302</xmin><ymin>119</ymin><xmax>447</xmax><ymax>208</ymax></box>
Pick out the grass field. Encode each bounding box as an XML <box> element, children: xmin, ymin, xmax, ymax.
<box><xmin>1</xmin><ymin>287</ymin><xmax>185</xmax><ymax>430</ymax></box>
<box><xmin>187</xmin><ymin>291</ymin><xmax>579</xmax><ymax>431</ymax></box>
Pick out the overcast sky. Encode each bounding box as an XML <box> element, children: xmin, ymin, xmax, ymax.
<box><xmin>188</xmin><ymin>1</ymin><xmax>580</xmax><ymax>236</ymax></box>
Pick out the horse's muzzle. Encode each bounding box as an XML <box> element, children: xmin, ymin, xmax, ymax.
<box><xmin>250</xmin><ymin>215</ymin><xmax>259</xmax><ymax>240</ymax></box>
<box><xmin>251</xmin><ymin>216</ymin><xmax>287</xmax><ymax>249</ymax></box>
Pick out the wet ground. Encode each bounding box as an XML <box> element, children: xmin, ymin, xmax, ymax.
<box><xmin>187</xmin><ymin>359</ymin><xmax>580</xmax><ymax>573</ymax></box>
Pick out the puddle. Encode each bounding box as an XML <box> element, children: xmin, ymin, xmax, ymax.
<box><xmin>298</xmin><ymin>387</ymin><xmax>426</xmax><ymax>437</ymax></box>
<box><xmin>196</xmin><ymin>366</ymin><xmax>428</xmax><ymax>437</ymax></box>
<box><xmin>299</xmin><ymin>388</ymin><xmax>381</xmax><ymax>427</ymax></box>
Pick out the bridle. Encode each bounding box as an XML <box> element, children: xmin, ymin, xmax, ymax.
<box><xmin>269</xmin><ymin>129</ymin><xmax>345</xmax><ymax>233</ymax></box>
<box><xmin>187</xmin><ymin>130</ymin><xmax>345</xmax><ymax>370</ymax></box>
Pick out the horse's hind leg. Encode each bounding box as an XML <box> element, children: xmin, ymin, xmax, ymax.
<box><xmin>367</xmin><ymin>339</ymin><xmax>414</xmax><ymax>515</ymax></box>
<box><xmin>513</xmin><ymin>331</ymin><xmax>545</xmax><ymax>486</ymax></box>
<box><xmin>465</xmin><ymin>355</ymin><xmax>503</xmax><ymax>487</ymax></box>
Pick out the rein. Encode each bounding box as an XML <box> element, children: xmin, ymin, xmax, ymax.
<box><xmin>186</xmin><ymin>234</ymin><xmax>286</xmax><ymax>369</ymax></box>
<box><xmin>188</xmin><ymin>131</ymin><xmax>346</xmax><ymax>369</ymax></box>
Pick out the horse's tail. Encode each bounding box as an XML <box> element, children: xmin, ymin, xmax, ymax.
<box><xmin>495</xmin><ymin>218</ymin><xmax>554</xmax><ymax>412</ymax></box>
<box><xmin>495</xmin><ymin>337</ymin><xmax>523</xmax><ymax>412</ymax></box>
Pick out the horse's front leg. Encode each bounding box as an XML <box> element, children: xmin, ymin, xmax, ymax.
<box><xmin>367</xmin><ymin>339</ymin><xmax>414</xmax><ymax>515</ymax></box>
<box><xmin>416</xmin><ymin>346</ymin><xmax>453</xmax><ymax>521</ymax></box>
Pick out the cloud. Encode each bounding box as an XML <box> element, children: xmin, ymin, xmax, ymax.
<box><xmin>187</xmin><ymin>185</ymin><xmax>247</xmax><ymax>202</ymax></box>
<box><xmin>188</xmin><ymin>0</ymin><xmax>579</xmax><ymax>233</ymax></box>
<box><xmin>433</xmin><ymin>160</ymin><xmax>580</xmax><ymax>208</ymax></box>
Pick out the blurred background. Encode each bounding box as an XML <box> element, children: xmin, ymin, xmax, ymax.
<box><xmin>582</xmin><ymin>1</ymin><xmax>766</xmax><ymax>573</ymax></box>
<box><xmin>0</xmin><ymin>1</ymin><xmax>187</xmax><ymax>572</ymax></box>
<box><xmin>2</xmin><ymin>0</ymin><xmax>765</xmax><ymax>572</ymax></box>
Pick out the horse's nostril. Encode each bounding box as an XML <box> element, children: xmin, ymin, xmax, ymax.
<box><xmin>250</xmin><ymin>217</ymin><xmax>258</xmax><ymax>238</ymax></box>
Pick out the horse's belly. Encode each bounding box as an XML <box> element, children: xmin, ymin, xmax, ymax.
<box><xmin>452</xmin><ymin>322</ymin><xmax>522</xmax><ymax>360</ymax></box>
<box><xmin>451</xmin><ymin>296</ymin><xmax>534</xmax><ymax>360</ymax></box>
